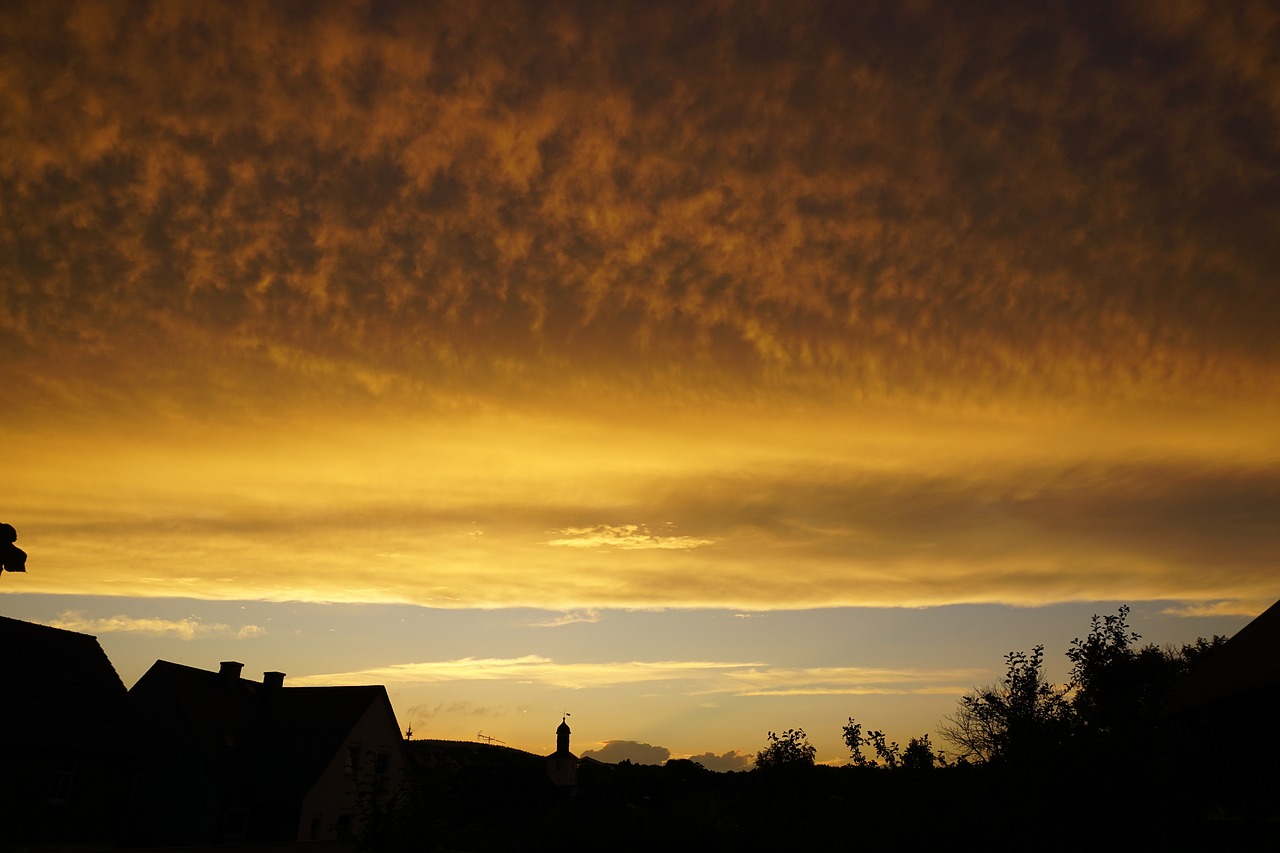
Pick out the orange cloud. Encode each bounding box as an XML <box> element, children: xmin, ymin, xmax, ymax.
<box><xmin>4</xmin><ymin>0</ymin><xmax>1276</xmax><ymax>424</ymax></box>
<box><xmin>3</xmin><ymin>1</ymin><xmax>1276</xmax><ymax>617</ymax></box>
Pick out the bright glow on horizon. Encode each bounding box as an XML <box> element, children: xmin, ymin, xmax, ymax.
<box><xmin>9</xmin><ymin>401</ymin><xmax>1278</xmax><ymax>612</ymax></box>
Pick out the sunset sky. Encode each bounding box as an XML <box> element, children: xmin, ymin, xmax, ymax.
<box><xmin>3</xmin><ymin>0</ymin><xmax>1277</xmax><ymax>766</ymax></box>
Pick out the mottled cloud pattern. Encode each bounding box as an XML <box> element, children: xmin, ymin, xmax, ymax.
<box><xmin>3</xmin><ymin>0</ymin><xmax>1277</xmax><ymax>612</ymax></box>
<box><xmin>3</xmin><ymin>0</ymin><xmax>1277</xmax><ymax>414</ymax></box>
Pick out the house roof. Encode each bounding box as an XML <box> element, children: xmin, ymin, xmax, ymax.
<box><xmin>130</xmin><ymin>660</ymin><xmax>396</xmax><ymax>800</ymax></box>
<box><xmin>0</xmin><ymin>615</ymin><xmax>141</xmax><ymax>754</ymax></box>
<box><xmin>1169</xmin><ymin>596</ymin><xmax>1280</xmax><ymax>713</ymax></box>
<box><xmin>247</xmin><ymin>684</ymin><xmax>397</xmax><ymax>799</ymax></box>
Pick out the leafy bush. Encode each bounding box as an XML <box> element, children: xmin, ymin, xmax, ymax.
<box><xmin>755</xmin><ymin>728</ymin><xmax>816</xmax><ymax>769</ymax></box>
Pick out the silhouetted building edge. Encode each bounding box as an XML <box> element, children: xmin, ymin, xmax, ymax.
<box><xmin>0</xmin><ymin>616</ymin><xmax>146</xmax><ymax>848</ymax></box>
<box><xmin>1165</xmin><ymin>597</ymin><xmax>1280</xmax><ymax>820</ymax></box>
<box><xmin>129</xmin><ymin>659</ymin><xmax>407</xmax><ymax>845</ymax></box>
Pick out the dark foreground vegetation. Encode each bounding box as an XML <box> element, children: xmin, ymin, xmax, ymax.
<box><xmin>8</xmin><ymin>603</ymin><xmax>1274</xmax><ymax>852</ymax></box>
<box><xmin>358</xmin><ymin>607</ymin><xmax>1276</xmax><ymax>852</ymax></box>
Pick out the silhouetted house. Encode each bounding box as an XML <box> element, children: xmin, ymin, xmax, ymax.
<box><xmin>129</xmin><ymin>660</ymin><xmax>406</xmax><ymax>845</ymax></box>
<box><xmin>1166</xmin><ymin>597</ymin><xmax>1280</xmax><ymax>819</ymax></box>
<box><xmin>0</xmin><ymin>616</ymin><xmax>145</xmax><ymax>849</ymax></box>
<box><xmin>546</xmin><ymin>716</ymin><xmax>579</xmax><ymax>786</ymax></box>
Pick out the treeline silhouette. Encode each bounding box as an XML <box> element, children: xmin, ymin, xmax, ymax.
<box><xmin>357</xmin><ymin>607</ymin><xmax>1268</xmax><ymax>852</ymax></box>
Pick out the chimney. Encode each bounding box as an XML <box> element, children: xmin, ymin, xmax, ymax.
<box><xmin>263</xmin><ymin>671</ymin><xmax>285</xmax><ymax>689</ymax></box>
<box><xmin>219</xmin><ymin>661</ymin><xmax>244</xmax><ymax>683</ymax></box>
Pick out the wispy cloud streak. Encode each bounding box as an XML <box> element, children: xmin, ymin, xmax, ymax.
<box><xmin>545</xmin><ymin>524</ymin><xmax>714</xmax><ymax>550</ymax></box>
<box><xmin>291</xmin><ymin>656</ymin><xmax>984</xmax><ymax>696</ymax></box>
<box><xmin>46</xmin><ymin>610</ymin><xmax>264</xmax><ymax>640</ymax></box>
<box><xmin>529</xmin><ymin>610</ymin><xmax>601</xmax><ymax>628</ymax></box>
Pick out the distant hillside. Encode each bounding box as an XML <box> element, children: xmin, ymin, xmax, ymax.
<box><xmin>405</xmin><ymin>738</ymin><xmax>546</xmax><ymax>772</ymax></box>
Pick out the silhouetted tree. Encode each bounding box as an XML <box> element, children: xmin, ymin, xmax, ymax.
<box><xmin>940</xmin><ymin>607</ymin><xmax>1230</xmax><ymax>770</ymax></box>
<box><xmin>1067</xmin><ymin>606</ymin><xmax>1229</xmax><ymax>750</ymax></box>
<box><xmin>842</xmin><ymin>718</ymin><xmax>871</xmax><ymax>767</ymax></box>
<box><xmin>663</xmin><ymin>758</ymin><xmax>707</xmax><ymax>774</ymax></box>
<box><xmin>1176</xmin><ymin>634</ymin><xmax>1229</xmax><ymax>668</ymax></box>
<box><xmin>865</xmin><ymin>729</ymin><xmax>901</xmax><ymax>768</ymax></box>
<box><xmin>844</xmin><ymin>718</ymin><xmax>938</xmax><ymax>770</ymax></box>
<box><xmin>1066</xmin><ymin>605</ymin><xmax>1141</xmax><ymax>737</ymax></box>
<box><xmin>938</xmin><ymin>645</ymin><xmax>1071</xmax><ymax>765</ymax></box>
<box><xmin>900</xmin><ymin>734</ymin><xmax>938</xmax><ymax>771</ymax></box>
<box><xmin>349</xmin><ymin>764</ymin><xmax>431</xmax><ymax>853</ymax></box>
<box><xmin>754</xmin><ymin>728</ymin><xmax>816</xmax><ymax>769</ymax></box>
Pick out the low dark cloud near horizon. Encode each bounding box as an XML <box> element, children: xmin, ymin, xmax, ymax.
<box><xmin>3</xmin><ymin>0</ymin><xmax>1278</xmax><ymax>418</ymax></box>
<box><xmin>685</xmin><ymin>749</ymin><xmax>754</xmax><ymax>773</ymax></box>
<box><xmin>577</xmin><ymin>739</ymin><xmax>751</xmax><ymax>772</ymax></box>
<box><xmin>580</xmin><ymin>738</ymin><xmax>671</xmax><ymax>766</ymax></box>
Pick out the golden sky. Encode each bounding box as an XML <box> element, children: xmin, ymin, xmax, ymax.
<box><xmin>2</xmin><ymin>0</ymin><xmax>1278</xmax><ymax>761</ymax></box>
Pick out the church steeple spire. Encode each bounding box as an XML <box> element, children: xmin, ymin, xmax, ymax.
<box><xmin>555</xmin><ymin>713</ymin><xmax>571</xmax><ymax>755</ymax></box>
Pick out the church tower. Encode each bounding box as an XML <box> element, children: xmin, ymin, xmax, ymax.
<box><xmin>545</xmin><ymin>715</ymin><xmax>578</xmax><ymax>786</ymax></box>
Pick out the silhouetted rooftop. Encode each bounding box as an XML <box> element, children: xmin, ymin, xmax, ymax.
<box><xmin>131</xmin><ymin>660</ymin><xmax>395</xmax><ymax>799</ymax></box>
<box><xmin>0</xmin><ymin>616</ymin><xmax>141</xmax><ymax>754</ymax></box>
<box><xmin>1170</xmin><ymin>597</ymin><xmax>1280</xmax><ymax>713</ymax></box>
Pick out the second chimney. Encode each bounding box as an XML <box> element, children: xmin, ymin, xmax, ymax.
<box><xmin>263</xmin><ymin>671</ymin><xmax>285</xmax><ymax>689</ymax></box>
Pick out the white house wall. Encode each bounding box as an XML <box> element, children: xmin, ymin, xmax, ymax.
<box><xmin>296</xmin><ymin>695</ymin><xmax>406</xmax><ymax>842</ymax></box>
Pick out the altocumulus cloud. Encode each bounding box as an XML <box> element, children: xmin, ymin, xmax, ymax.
<box><xmin>408</xmin><ymin>701</ymin><xmax>504</xmax><ymax>720</ymax></box>
<box><xmin>3</xmin><ymin>0</ymin><xmax>1277</xmax><ymax>416</ymax></box>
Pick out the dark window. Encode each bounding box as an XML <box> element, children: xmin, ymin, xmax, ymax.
<box><xmin>373</xmin><ymin>751</ymin><xmax>391</xmax><ymax>791</ymax></box>
<box><xmin>221</xmin><ymin>807</ymin><xmax>249</xmax><ymax>842</ymax></box>
<box><xmin>49</xmin><ymin>761</ymin><xmax>76</xmax><ymax>804</ymax></box>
